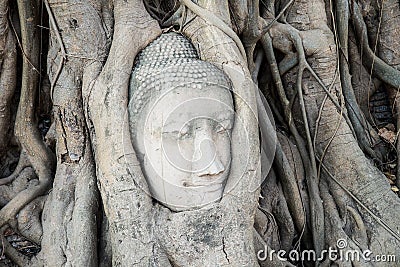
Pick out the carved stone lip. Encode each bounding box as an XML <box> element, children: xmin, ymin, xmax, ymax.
<box><xmin>183</xmin><ymin>179</ymin><xmax>225</xmax><ymax>188</ymax></box>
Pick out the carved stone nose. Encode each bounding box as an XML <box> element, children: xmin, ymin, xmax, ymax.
<box><xmin>192</xmin><ymin>122</ymin><xmax>225</xmax><ymax>177</ymax></box>
<box><xmin>196</xmin><ymin>156</ymin><xmax>225</xmax><ymax>177</ymax></box>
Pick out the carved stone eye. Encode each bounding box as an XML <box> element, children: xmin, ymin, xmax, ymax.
<box><xmin>216</xmin><ymin>120</ymin><xmax>232</xmax><ymax>134</ymax></box>
<box><xmin>178</xmin><ymin>125</ymin><xmax>190</xmax><ymax>139</ymax></box>
<box><xmin>216</xmin><ymin>123</ymin><xmax>227</xmax><ymax>134</ymax></box>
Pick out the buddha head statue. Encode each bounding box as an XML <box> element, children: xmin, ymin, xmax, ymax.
<box><xmin>129</xmin><ymin>32</ymin><xmax>234</xmax><ymax>211</ymax></box>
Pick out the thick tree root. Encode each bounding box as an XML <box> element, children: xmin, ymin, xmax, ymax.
<box><xmin>0</xmin><ymin>0</ymin><xmax>55</xmax><ymax>237</ymax></box>
<box><xmin>2</xmin><ymin>0</ymin><xmax>400</xmax><ymax>266</ymax></box>
<box><xmin>125</xmin><ymin>1</ymin><xmax>264</xmax><ymax>265</ymax></box>
<box><xmin>372</xmin><ymin>0</ymin><xmax>400</xmax><ymax>190</ymax></box>
<box><xmin>1</xmin><ymin>229</ymin><xmax>30</xmax><ymax>267</ymax></box>
<box><xmin>36</xmin><ymin>1</ymin><xmax>112</xmax><ymax>266</ymax></box>
<box><xmin>181</xmin><ymin>0</ymin><xmax>246</xmax><ymax>61</ymax></box>
<box><xmin>0</xmin><ymin>1</ymin><xmax>17</xmax><ymax>157</ymax></box>
<box><xmin>83</xmin><ymin>1</ymin><xmax>163</xmax><ymax>265</ymax></box>
<box><xmin>261</xmin><ymin>26</ymin><xmax>325</xmax><ymax>255</ymax></box>
<box><xmin>264</xmin><ymin>0</ymin><xmax>400</xmax><ymax>264</ymax></box>
<box><xmin>336</xmin><ymin>0</ymin><xmax>376</xmax><ymax>159</ymax></box>
<box><xmin>17</xmin><ymin>196</ymin><xmax>45</xmax><ymax>245</ymax></box>
<box><xmin>0</xmin><ymin>167</ymin><xmax>35</xmax><ymax>209</ymax></box>
<box><xmin>351</xmin><ymin>3</ymin><xmax>400</xmax><ymax>89</ymax></box>
<box><xmin>0</xmin><ymin>151</ymin><xmax>29</xmax><ymax>186</ymax></box>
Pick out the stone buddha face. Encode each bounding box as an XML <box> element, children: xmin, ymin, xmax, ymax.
<box><xmin>131</xmin><ymin>83</ymin><xmax>234</xmax><ymax>211</ymax></box>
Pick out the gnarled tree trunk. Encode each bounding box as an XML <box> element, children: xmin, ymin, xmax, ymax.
<box><xmin>0</xmin><ymin>0</ymin><xmax>399</xmax><ymax>266</ymax></box>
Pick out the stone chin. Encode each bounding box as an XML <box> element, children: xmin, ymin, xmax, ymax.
<box><xmin>149</xmin><ymin>180</ymin><xmax>227</xmax><ymax>212</ymax></box>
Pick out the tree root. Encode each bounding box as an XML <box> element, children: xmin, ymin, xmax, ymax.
<box><xmin>291</xmin><ymin>28</ymin><xmax>326</xmax><ymax>256</ymax></box>
<box><xmin>84</xmin><ymin>0</ymin><xmax>162</xmax><ymax>265</ymax></box>
<box><xmin>0</xmin><ymin>1</ymin><xmax>17</xmax><ymax>157</ymax></box>
<box><xmin>278</xmin><ymin>53</ymin><xmax>298</xmax><ymax>75</ymax></box>
<box><xmin>273</xmin><ymin>140</ymin><xmax>305</xmax><ymax>235</ymax></box>
<box><xmin>1</xmin><ymin>227</ymin><xmax>30</xmax><ymax>267</ymax></box>
<box><xmin>372</xmin><ymin>0</ymin><xmax>400</xmax><ymax>191</ymax></box>
<box><xmin>319</xmin><ymin>180</ymin><xmax>355</xmax><ymax>267</ymax></box>
<box><xmin>261</xmin><ymin>0</ymin><xmax>295</xmax><ymax>34</ymax></box>
<box><xmin>262</xmin><ymin>23</ymin><xmax>355</xmax><ymax>136</ymax></box>
<box><xmin>17</xmin><ymin>196</ymin><xmax>45</xmax><ymax>245</ymax></box>
<box><xmin>336</xmin><ymin>0</ymin><xmax>376</xmax><ymax>159</ymax></box>
<box><xmin>346</xmin><ymin>206</ymin><xmax>368</xmax><ymax>250</ymax></box>
<box><xmin>161</xmin><ymin>4</ymin><xmax>183</xmax><ymax>27</ymax></box>
<box><xmin>261</xmin><ymin>27</ymin><xmax>325</xmax><ymax>255</ymax></box>
<box><xmin>180</xmin><ymin>0</ymin><xmax>247</xmax><ymax>61</ymax></box>
<box><xmin>253</xmin><ymin>228</ymin><xmax>296</xmax><ymax>267</ymax></box>
<box><xmin>0</xmin><ymin>0</ymin><xmax>55</xmax><ymax>231</ymax></box>
<box><xmin>167</xmin><ymin>1</ymin><xmax>263</xmax><ymax>264</ymax></box>
<box><xmin>33</xmin><ymin>1</ymin><xmax>112</xmax><ymax>265</ymax></box>
<box><xmin>0</xmin><ymin>151</ymin><xmax>29</xmax><ymax>186</ymax></box>
<box><xmin>254</xmin><ymin>207</ymin><xmax>280</xmax><ymax>250</ymax></box>
<box><xmin>1</xmin><ymin>1</ymin><xmax>399</xmax><ymax>266</ymax></box>
<box><xmin>279</xmin><ymin>133</ymin><xmax>315</xmax><ymax>245</ymax></box>
<box><xmin>260</xmin><ymin>169</ymin><xmax>295</xmax><ymax>252</ymax></box>
<box><xmin>0</xmin><ymin>167</ymin><xmax>36</xmax><ymax>208</ymax></box>
<box><xmin>319</xmin><ymin>158</ymin><xmax>400</xmax><ymax>242</ymax></box>
<box><xmin>43</xmin><ymin>0</ymin><xmax>66</xmax><ymax>101</ymax></box>
<box><xmin>351</xmin><ymin>3</ymin><xmax>400</xmax><ymax>89</ymax></box>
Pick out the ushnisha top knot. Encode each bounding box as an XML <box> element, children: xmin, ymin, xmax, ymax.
<box><xmin>129</xmin><ymin>32</ymin><xmax>232</xmax><ymax>129</ymax></box>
